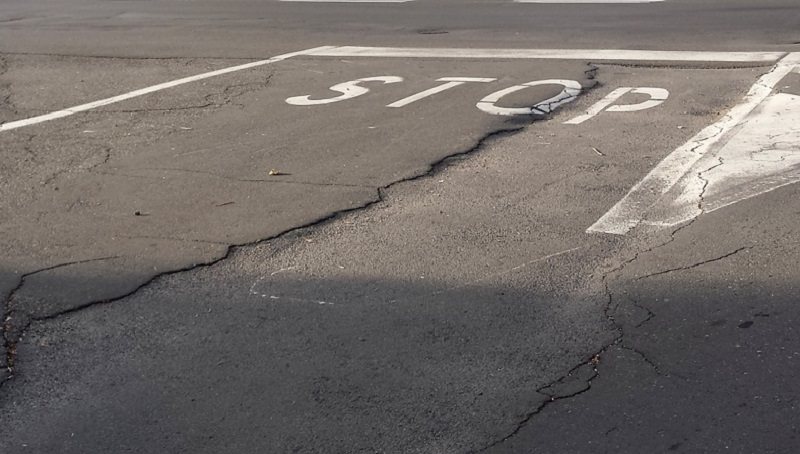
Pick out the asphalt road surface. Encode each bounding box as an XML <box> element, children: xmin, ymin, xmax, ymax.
<box><xmin>1</xmin><ymin>1</ymin><xmax>799</xmax><ymax>453</ymax></box>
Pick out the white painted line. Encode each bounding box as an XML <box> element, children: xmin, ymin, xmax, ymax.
<box><xmin>0</xmin><ymin>46</ymin><xmax>337</xmax><ymax>133</ymax></box>
<box><xmin>386</xmin><ymin>77</ymin><xmax>496</xmax><ymax>108</ymax></box>
<box><xmin>282</xmin><ymin>0</ymin><xmax>411</xmax><ymax>2</ymax></box>
<box><xmin>303</xmin><ymin>47</ymin><xmax>786</xmax><ymax>63</ymax></box>
<box><xmin>588</xmin><ymin>52</ymin><xmax>800</xmax><ymax>235</ymax></box>
<box><xmin>517</xmin><ymin>0</ymin><xmax>662</xmax><ymax>3</ymax></box>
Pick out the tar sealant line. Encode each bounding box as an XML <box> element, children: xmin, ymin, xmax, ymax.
<box><xmin>302</xmin><ymin>47</ymin><xmax>786</xmax><ymax>63</ymax></box>
<box><xmin>587</xmin><ymin>52</ymin><xmax>800</xmax><ymax>235</ymax></box>
<box><xmin>0</xmin><ymin>46</ymin><xmax>338</xmax><ymax>133</ymax></box>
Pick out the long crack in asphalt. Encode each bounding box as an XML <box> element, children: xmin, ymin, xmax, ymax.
<box><xmin>470</xmin><ymin>115</ymin><xmax>755</xmax><ymax>449</ymax></box>
<box><xmin>0</xmin><ymin>61</ymin><xmax>765</xmax><ymax>452</ymax></box>
<box><xmin>471</xmin><ymin>209</ymin><xmax>753</xmax><ymax>451</ymax></box>
<box><xmin>0</xmin><ymin>122</ymin><xmax>531</xmax><ymax>390</ymax></box>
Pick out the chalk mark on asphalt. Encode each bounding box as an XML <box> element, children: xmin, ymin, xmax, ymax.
<box><xmin>247</xmin><ymin>247</ymin><xmax>583</xmax><ymax>306</ymax></box>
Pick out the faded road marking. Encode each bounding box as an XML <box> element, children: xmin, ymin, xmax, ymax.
<box><xmin>517</xmin><ymin>0</ymin><xmax>662</xmax><ymax>3</ymax></box>
<box><xmin>249</xmin><ymin>266</ymin><xmax>334</xmax><ymax>305</ymax></box>
<box><xmin>281</xmin><ymin>0</ymin><xmax>412</xmax><ymax>2</ymax></box>
<box><xmin>430</xmin><ymin>246</ymin><xmax>584</xmax><ymax>296</ymax></box>
<box><xmin>248</xmin><ymin>247</ymin><xmax>583</xmax><ymax>306</ymax></box>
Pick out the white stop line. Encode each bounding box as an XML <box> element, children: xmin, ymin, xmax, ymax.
<box><xmin>281</xmin><ymin>0</ymin><xmax>412</xmax><ymax>2</ymax></box>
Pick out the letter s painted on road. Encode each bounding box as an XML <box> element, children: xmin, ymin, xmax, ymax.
<box><xmin>285</xmin><ymin>76</ymin><xmax>404</xmax><ymax>106</ymax></box>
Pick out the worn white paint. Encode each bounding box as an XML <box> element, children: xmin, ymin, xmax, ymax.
<box><xmin>476</xmin><ymin>79</ymin><xmax>582</xmax><ymax>116</ymax></box>
<box><xmin>286</xmin><ymin>76</ymin><xmax>403</xmax><ymax>106</ymax></box>
<box><xmin>302</xmin><ymin>47</ymin><xmax>786</xmax><ymax>63</ymax></box>
<box><xmin>516</xmin><ymin>0</ymin><xmax>662</xmax><ymax>3</ymax></box>
<box><xmin>642</xmin><ymin>92</ymin><xmax>800</xmax><ymax>228</ymax></box>
<box><xmin>588</xmin><ymin>52</ymin><xmax>800</xmax><ymax>235</ymax></box>
<box><xmin>282</xmin><ymin>0</ymin><xmax>411</xmax><ymax>2</ymax></box>
<box><xmin>249</xmin><ymin>267</ymin><xmax>333</xmax><ymax>305</ymax></box>
<box><xmin>430</xmin><ymin>246</ymin><xmax>584</xmax><ymax>296</ymax></box>
<box><xmin>387</xmin><ymin>77</ymin><xmax>496</xmax><ymax>108</ymax></box>
<box><xmin>0</xmin><ymin>46</ymin><xmax>337</xmax><ymax>132</ymax></box>
<box><xmin>565</xmin><ymin>87</ymin><xmax>669</xmax><ymax>124</ymax></box>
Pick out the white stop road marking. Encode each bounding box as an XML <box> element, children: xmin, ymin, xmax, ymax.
<box><xmin>1</xmin><ymin>43</ymin><xmax>795</xmax><ymax>239</ymax></box>
<box><xmin>286</xmin><ymin>76</ymin><xmax>584</xmax><ymax>116</ymax></box>
<box><xmin>0</xmin><ymin>46</ymin><xmax>784</xmax><ymax>132</ymax></box>
<box><xmin>476</xmin><ymin>79</ymin><xmax>583</xmax><ymax>116</ymax></box>
<box><xmin>387</xmin><ymin>77</ymin><xmax>496</xmax><ymax>108</ymax></box>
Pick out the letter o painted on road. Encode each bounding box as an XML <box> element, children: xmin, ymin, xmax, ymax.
<box><xmin>476</xmin><ymin>79</ymin><xmax>583</xmax><ymax>116</ymax></box>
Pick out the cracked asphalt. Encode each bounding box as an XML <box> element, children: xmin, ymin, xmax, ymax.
<box><xmin>2</xmin><ymin>0</ymin><xmax>800</xmax><ymax>453</ymax></box>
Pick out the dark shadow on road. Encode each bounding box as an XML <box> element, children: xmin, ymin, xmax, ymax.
<box><xmin>0</xmin><ymin>254</ymin><xmax>797</xmax><ymax>454</ymax></box>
